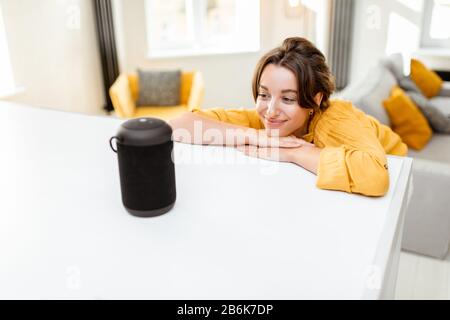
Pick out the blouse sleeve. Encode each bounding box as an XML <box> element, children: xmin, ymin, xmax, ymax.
<box><xmin>191</xmin><ymin>107</ymin><xmax>264</xmax><ymax>130</ymax></box>
<box><xmin>314</xmin><ymin>103</ymin><xmax>392</xmax><ymax>197</ymax></box>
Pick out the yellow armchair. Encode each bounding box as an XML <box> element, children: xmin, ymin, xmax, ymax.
<box><xmin>109</xmin><ymin>71</ymin><xmax>204</xmax><ymax>120</ymax></box>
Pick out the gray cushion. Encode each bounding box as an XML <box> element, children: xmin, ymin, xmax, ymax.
<box><xmin>136</xmin><ymin>69</ymin><xmax>181</xmax><ymax>106</ymax></box>
<box><xmin>380</xmin><ymin>53</ymin><xmax>405</xmax><ymax>82</ymax></box>
<box><xmin>440</xmin><ymin>82</ymin><xmax>450</xmax><ymax>97</ymax></box>
<box><xmin>398</xmin><ymin>76</ymin><xmax>450</xmax><ymax>133</ymax></box>
<box><xmin>407</xmin><ymin>91</ymin><xmax>450</xmax><ymax>134</ymax></box>
<box><xmin>398</xmin><ymin>76</ymin><xmax>421</xmax><ymax>94</ymax></box>
<box><xmin>337</xmin><ymin>65</ymin><xmax>395</xmax><ymax>126</ymax></box>
<box><xmin>430</xmin><ymin>96</ymin><xmax>450</xmax><ymax>117</ymax></box>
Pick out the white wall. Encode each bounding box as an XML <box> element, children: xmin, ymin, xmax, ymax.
<box><xmin>0</xmin><ymin>2</ymin><xmax>15</xmax><ymax>96</ymax></box>
<box><xmin>114</xmin><ymin>0</ymin><xmax>323</xmax><ymax>109</ymax></box>
<box><xmin>350</xmin><ymin>0</ymin><xmax>450</xmax><ymax>84</ymax></box>
<box><xmin>0</xmin><ymin>0</ymin><xmax>105</xmax><ymax>115</ymax></box>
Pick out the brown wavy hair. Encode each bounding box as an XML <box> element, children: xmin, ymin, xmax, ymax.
<box><xmin>252</xmin><ymin>37</ymin><xmax>336</xmax><ymax>111</ymax></box>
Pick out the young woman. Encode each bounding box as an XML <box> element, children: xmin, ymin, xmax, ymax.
<box><xmin>169</xmin><ymin>37</ymin><xmax>408</xmax><ymax>197</ymax></box>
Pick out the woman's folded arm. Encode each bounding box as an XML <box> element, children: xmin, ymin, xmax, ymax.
<box><xmin>316</xmin><ymin>145</ymin><xmax>390</xmax><ymax>197</ymax></box>
<box><xmin>168</xmin><ymin>111</ymin><xmax>253</xmax><ymax>146</ymax></box>
<box><xmin>313</xmin><ymin>103</ymin><xmax>392</xmax><ymax>197</ymax></box>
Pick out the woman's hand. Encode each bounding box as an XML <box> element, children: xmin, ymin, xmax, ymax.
<box><xmin>244</xmin><ymin>128</ymin><xmax>314</xmax><ymax>148</ymax></box>
<box><xmin>236</xmin><ymin>144</ymin><xmax>305</xmax><ymax>163</ymax></box>
<box><xmin>235</xmin><ymin>142</ymin><xmax>322</xmax><ymax>174</ymax></box>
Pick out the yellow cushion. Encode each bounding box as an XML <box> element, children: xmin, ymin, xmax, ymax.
<box><xmin>133</xmin><ymin>105</ymin><xmax>189</xmax><ymax>121</ymax></box>
<box><xmin>383</xmin><ymin>86</ymin><xmax>432</xmax><ymax>150</ymax></box>
<box><xmin>410</xmin><ymin>59</ymin><xmax>443</xmax><ymax>98</ymax></box>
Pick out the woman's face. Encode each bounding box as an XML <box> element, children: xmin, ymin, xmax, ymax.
<box><xmin>256</xmin><ymin>64</ymin><xmax>310</xmax><ymax>137</ymax></box>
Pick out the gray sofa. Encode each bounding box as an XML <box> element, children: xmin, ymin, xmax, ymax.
<box><xmin>335</xmin><ymin>54</ymin><xmax>450</xmax><ymax>259</ymax></box>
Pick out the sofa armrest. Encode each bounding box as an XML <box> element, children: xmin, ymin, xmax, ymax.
<box><xmin>402</xmin><ymin>158</ymin><xmax>450</xmax><ymax>258</ymax></box>
<box><xmin>109</xmin><ymin>74</ymin><xmax>136</xmax><ymax>118</ymax></box>
<box><xmin>187</xmin><ymin>72</ymin><xmax>205</xmax><ymax>112</ymax></box>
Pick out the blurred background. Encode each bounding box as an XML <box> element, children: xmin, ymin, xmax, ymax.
<box><xmin>1</xmin><ymin>0</ymin><xmax>447</xmax><ymax>115</ymax></box>
<box><xmin>1</xmin><ymin>0</ymin><xmax>450</xmax><ymax>300</ymax></box>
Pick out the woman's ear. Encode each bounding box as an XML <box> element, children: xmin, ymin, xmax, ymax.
<box><xmin>314</xmin><ymin>93</ymin><xmax>323</xmax><ymax>106</ymax></box>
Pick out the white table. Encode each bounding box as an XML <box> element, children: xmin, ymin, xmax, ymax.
<box><xmin>0</xmin><ymin>102</ymin><xmax>413</xmax><ymax>300</ymax></box>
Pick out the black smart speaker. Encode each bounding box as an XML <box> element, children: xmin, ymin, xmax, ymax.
<box><xmin>109</xmin><ymin>118</ymin><xmax>176</xmax><ymax>217</ymax></box>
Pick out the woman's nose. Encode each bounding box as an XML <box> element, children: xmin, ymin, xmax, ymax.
<box><xmin>266</xmin><ymin>98</ymin><xmax>280</xmax><ymax>117</ymax></box>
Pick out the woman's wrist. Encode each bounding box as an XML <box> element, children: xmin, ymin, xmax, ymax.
<box><xmin>290</xmin><ymin>146</ymin><xmax>322</xmax><ymax>174</ymax></box>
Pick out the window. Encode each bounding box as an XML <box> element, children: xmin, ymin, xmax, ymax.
<box><xmin>0</xmin><ymin>4</ymin><xmax>15</xmax><ymax>96</ymax></box>
<box><xmin>386</xmin><ymin>11</ymin><xmax>421</xmax><ymax>75</ymax></box>
<box><xmin>421</xmin><ymin>0</ymin><xmax>450</xmax><ymax>48</ymax></box>
<box><xmin>145</xmin><ymin>0</ymin><xmax>260</xmax><ymax>58</ymax></box>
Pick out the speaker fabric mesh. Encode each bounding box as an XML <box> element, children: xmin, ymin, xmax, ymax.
<box><xmin>117</xmin><ymin>141</ymin><xmax>176</xmax><ymax>211</ymax></box>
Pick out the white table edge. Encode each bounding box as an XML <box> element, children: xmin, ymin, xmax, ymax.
<box><xmin>363</xmin><ymin>156</ymin><xmax>413</xmax><ymax>300</ymax></box>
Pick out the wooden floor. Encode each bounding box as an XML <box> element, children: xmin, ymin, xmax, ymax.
<box><xmin>395</xmin><ymin>249</ymin><xmax>450</xmax><ymax>300</ymax></box>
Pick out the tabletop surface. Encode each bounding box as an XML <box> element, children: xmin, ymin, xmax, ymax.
<box><xmin>0</xmin><ymin>102</ymin><xmax>413</xmax><ymax>299</ymax></box>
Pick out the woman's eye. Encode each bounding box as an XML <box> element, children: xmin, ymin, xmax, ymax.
<box><xmin>258</xmin><ymin>93</ymin><xmax>269</xmax><ymax>99</ymax></box>
<box><xmin>283</xmin><ymin>97</ymin><xmax>296</xmax><ymax>103</ymax></box>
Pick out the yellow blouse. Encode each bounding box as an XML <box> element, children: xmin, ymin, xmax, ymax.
<box><xmin>191</xmin><ymin>100</ymin><xmax>408</xmax><ymax>197</ymax></box>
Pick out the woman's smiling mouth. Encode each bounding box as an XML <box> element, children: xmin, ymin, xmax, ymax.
<box><xmin>265</xmin><ymin>118</ymin><xmax>288</xmax><ymax>127</ymax></box>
